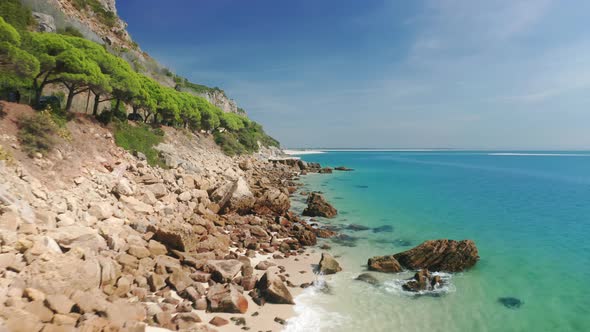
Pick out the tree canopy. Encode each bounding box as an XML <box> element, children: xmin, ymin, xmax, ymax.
<box><xmin>0</xmin><ymin>17</ymin><xmax>39</xmax><ymax>88</ymax></box>
<box><xmin>0</xmin><ymin>17</ymin><xmax>279</xmax><ymax>154</ymax></box>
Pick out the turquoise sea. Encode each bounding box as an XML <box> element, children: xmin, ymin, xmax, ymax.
<box><xmin>285</xmin><ymin>151</ymin><xmax>590</xmax><ymax>332</ymax></box>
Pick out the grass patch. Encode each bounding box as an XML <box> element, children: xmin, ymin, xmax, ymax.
<box><xmin>17</xmin><ymin>112</ymin><xmax>57</xmax><ymax>156</ymax></box>
<box><xmin>114</xmin><ymin>121</ymin><xmax>166</xmax><ymax>167</ymax></box>
<box><xmin>0</xmin><ymin>145</ymin><xmax>14</xmax><ymax>165</ymax></box>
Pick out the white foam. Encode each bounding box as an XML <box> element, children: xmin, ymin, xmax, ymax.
<box><xmin>284</xmin><ymin>277</ymin><xmax>348</xmax><ymax>332</ymax></box>
<box><xmin>488</xmin><ymin>153</ymin><xmax>590</xmax><ymax>157</ymax></box>
<box><xmin>383</xmin><ymin>272</ymin><xmax>456</xmax><ymax>297</ymax></box>
<box><xmin>283</xmin><ymin>149</ymin><xmax>326</xmax><ymax>155</ymax></box>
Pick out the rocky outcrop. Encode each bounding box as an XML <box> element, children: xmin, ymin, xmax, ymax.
<box><xmin>302</xmin><ymin>192</ymin><xmax>337</xmax><ymax>218</ymax></box>
<box><xmin>32</xmin><ymin>12</ymin><xmax>56</xmax><ymax>33</ymax></box>
<box><xmin>367</xmin><ymin>255</ymin><xmax>403</xmax><ymax>273</ymax></box>
<box><xmin>318</xmin><ymin>253</ymin><xmax>342</xmax><ymax>275</ymax></box>
<box><xmin>394</xmin><ymin>239</ymin><xmax>479</xmax><ymax>272</ymax></box>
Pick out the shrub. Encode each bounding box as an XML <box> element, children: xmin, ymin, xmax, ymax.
<box><xmin>71</xmin><ymin>0</ymin><xmax>117</xmax><ymax>27</ymax></box>
<box><xmin>0</xmin><ymin>0</ymin><xmax>33</xmax><ymax>32</ymax></box>
<box><xmin>58</xmin><ymin>26</ymin><xmax>85</xmax><ymax>38</ymax></box>
<box><xmin>214</xmin><ymin>131</ymin><xmax>246</xmax><ymax>156</ymax></box>
<box><xmin>114</xmin><ymin>121</ymin><xmax>165</xmax><ymax>167</ymax></box>
<box><xmin>17</xmin><ymin>112</ymin><xmax>57</xmax><ymax>156</ymax></box>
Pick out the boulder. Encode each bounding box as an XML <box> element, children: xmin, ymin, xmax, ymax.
<box><xmin>47</xmin><ymin>226</ymin><xmax>107</xmax><ymax>253</ymax></box>
<box><xmin>112</xmin><ymin>178</ymin><xmax>134</xmax><ymax>197</ymax></box>
<box><xmin>44</xmin><ymin>294</ymin><xmax>74</xmax><ymax>314</ymax></box>
<box><xmin>105</xmin><ymin>299</ymin><xmax>147</xmax><ymax>327</ymax></box>
<box><xmin>254</xmin><ymin>188</ymin><xmax>290</xmax><ymax>215</ymax></box>
<box><xmin>393</xmin><ymin>239</ymin><xmax>479</xmax><ymax>272</ymax></box>
<box><xmin>256</xmin><ymin>271</ymin><xmax>294</xmax><ymax>304</ymax></box>
<box><xmin>146</xmin><ymin>183</ymin><xmax>167</xmax><ymax>198</ymax></box>
<box><xmin>32</xmin><ymin>12</ymin><xmax>56</xmax><ymax>33</ymax></box>
<box><xmin>22</xmin><ymin>252</ymin><xmax>101</xmax><ymax>295</ymax></box>
<box><xmin>206</xmin><ymin>284</ymin><xmax>248</xmax><ymax>313</ymax></box>
<box><xmin>367</xmin><ymin>255</ymin><xmax>402</xmax><ymax>273</ymax></box>
<box><xmin>148</xmin><ymin>223</ymin><xmax>201</xmax><ymax>252</ymax></box>
<box><xmin>211</xmin><ymin>177</ymin><xmax>255</xmax><ymax>214</ymax></box>
<box><xmin>401</xmin><ymin>269</ymin><xmax>431</xmax><ymax>292</ymax></box>
<box><xmin>302</xmin><ymin>193</ymin><xmax>337</xmax><ymax>218</ymax></box>
<box><xmin>207</xmin><ymin>260</ymin><xmax>243</xmax><ymax>283</ymax></box>
<box><xmin>87</xmin><ymin>202</ymin><xmax>113</xmax><ymax>220</ymax></box>
<box><xmin>120</xmin><ymin>196</ymin><xmax>154</xmax><ymax>214</ymax></box>
<box><xmin>318</xmin><ymin>253</ymin><xmax>342</xmax><ymax>275</ymax></box>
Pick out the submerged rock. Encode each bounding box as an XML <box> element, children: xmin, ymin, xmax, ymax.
<box><xmin>334</xmin><ymin>166</ymin><xmax>354</xmax><ymax>171</ymax></box>
<box><xmin>318</xmin><ymin>253</ymin><xmax>342</xmax><ymax>275</ymax></box>
<box><xmin>393</xmin><ymin>239</ymin><xmax>479</xmax><ymax>272</ymax></box>
<box><xmin>372</xmin><ymin>225</ymin><xmax>394</xmax><ymax>233</ymax></box>
<box><xmin>401</xmin><ymin>269</ymin><xmax>440</xmax><ymax>292</ymax></box>
<box><xmin>347</xmin><ymin>224</ymin><xmax>370</xmax><ymax>231</ymax></box>
<box><xmin>498</xmin><ymin>297</ymin><xmax>523</xmax><ymax>309</ymax></box>
<box><xmin>355</xmin><ymin>273</ymin><xmax>380</xmax><ymax>286</ymax></box>
<box><xmin>302</xmin><ymin>192</ymin><xmax>338</xmax><ymax>218</ymax></box>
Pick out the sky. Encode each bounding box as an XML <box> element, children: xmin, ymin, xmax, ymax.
<box><xmin>118</xmin><ymin>0</ymin><xmax>590</xmax><ymax>149</ymax></box>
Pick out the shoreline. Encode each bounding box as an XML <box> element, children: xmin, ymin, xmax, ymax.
<box><xmin>204</xmin><ymin>249</ymin><xmax>322</xmax><ymax>332</ymax></box>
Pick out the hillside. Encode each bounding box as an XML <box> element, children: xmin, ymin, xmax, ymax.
<box><xmin>19</xmin><ymin>0</ymin><xmax>244</xmax><ymax>115</ymax></box>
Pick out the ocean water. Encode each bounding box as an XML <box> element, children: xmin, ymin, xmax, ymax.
<box><xmin>285</xmin><ymin>151</ymin><xmax>590</xmax><ymax>332</ymax></box>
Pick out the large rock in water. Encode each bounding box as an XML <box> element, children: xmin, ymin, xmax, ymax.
<box><xmin>367</xmin><ymin>255</ymin><xmax>402</xmax><ymax>273</ymax></box>
<box><xmin>256</xmin><ymin>271</ymin><xmax>294</xmax><ymax>304</ymax></box>
<box><xmin>302</xmin><ymin>192</ymin><xmax>337</xmax><ymax>218</ymax></box>
<box><xmin>394</xmin><ymin>239</ymin><xmax>479</xmax><ymax>272</ymax></box>
<box><xmin>318</xmin><ymin>253</ymin><xmax>342</xmax><ymax>275</ymax></box>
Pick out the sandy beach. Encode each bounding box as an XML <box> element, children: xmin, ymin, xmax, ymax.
<box><xmin>197</xmin><ymin>249</ymin><xmax>322</xmax><ymax>331</ymax></box>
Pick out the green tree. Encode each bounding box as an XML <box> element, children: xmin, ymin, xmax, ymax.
<box><xmin>0</xmin><ymin>17</ymin><xmax>40</xmax><ymax>89</ymax></box>
<box><xmin>0</xmin><ymin>0</ymin><xmax>33</xmax><ymax>32</ymax></box>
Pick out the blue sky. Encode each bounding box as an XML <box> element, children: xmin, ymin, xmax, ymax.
<box><xmin>118</xmin><ymin>0</ymin><xmax>590</xmax><ymax>149</ymax></box>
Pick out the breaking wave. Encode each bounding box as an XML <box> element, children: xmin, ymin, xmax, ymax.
<box><xmin>382</xmin><ymin>272</ymin><xmax>456</xmax><ymax>297</ymax></box>
<box><xmin>284</xmin><ymin>277</ymin><xmax>348</xmax><ymax>332</ymax></box>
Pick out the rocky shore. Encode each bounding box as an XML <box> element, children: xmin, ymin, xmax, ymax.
<box><xmin>0</xmin><ymin>103</ymin><xmax>340</xmax><ymax>332</ymax></box>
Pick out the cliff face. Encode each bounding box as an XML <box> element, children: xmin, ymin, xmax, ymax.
<box><xmin>22</xmin><ymin>0</ymin><xmax>247</xmax><ymax>114</ymax></box>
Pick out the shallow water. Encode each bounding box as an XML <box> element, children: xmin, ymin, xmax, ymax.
<box><xmin>286</xmin><ymin>151</ymin><xmax>590</xmax><ymax>332</ymax></box>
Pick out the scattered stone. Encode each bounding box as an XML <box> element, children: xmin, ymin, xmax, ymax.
<box><xmin>209</xmin><ymin>316</ymin><xmax>229</xmax><ymax>327</ymax></box>
<box><xmin>318</xmin><ymin>253</ymin><xmax>342</xmax><ymax>274</ymax></box>
<box><xmin>207</xmin><ymin>284</ymin><xmax>248</xmax><ymax>313</ymax></box>
<box><xmin>45</xmin><ymin>294</ymin><xmax>75</xmax><ymax>314</ymax></box>
<box><xmin>255</xmin><ymin>271</ymin><xmax>294</xmax><ymax>304</ymax></box>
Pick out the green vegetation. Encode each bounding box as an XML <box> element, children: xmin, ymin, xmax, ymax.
<box><xmin>0</xmin><ymin>17</ymin><xmax>279</xmax><ymax>157</ymax></box>
<box><xmin>71</xmin><ymin>0</ymin><xmax>117</xmax><ymax>27</ymax></box>
<box><xmin>114</xmin><ymin>121</ymin><xmax>165</xmax><ymax>167</ymax></box>
<box><xmin>0</xmin><ymin>0</ymin><xmax>34</xmax><ymax>32</ymax></box>
<box><xmin>0</xmin><ymin>17</ymin><xmax>40</xmax><ymax>89</ymax></box>
<box><xmin>58</xmin><ymin>26</ymin><xmax>85</xmax><ymax>38</ymax></box>
<box><xmin>17</xmin><ymin>111</ymin><xmax>57</xmax><ymax>156</ymax></box>
<box><xmin>0</xmin><ymin>145</ymin><xmax>14</xmax><ymax>164</ymax></box>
